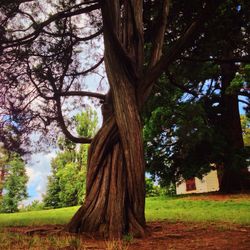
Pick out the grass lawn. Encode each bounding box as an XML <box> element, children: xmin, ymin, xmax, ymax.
<box><xmin>0</xmin><ymin>195</ymin><xmax>250</xmax><ymax>227</ymax></box>
<box><xmin>145</xmin><ymin>196</ymin><xmax>250</xmax><ymax>224</ymax></box>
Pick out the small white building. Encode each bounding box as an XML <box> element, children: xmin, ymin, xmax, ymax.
<box><xmin>176</xmin><ymin>169</ymin><xmax>219</xmax><ymax>195</ymax></box>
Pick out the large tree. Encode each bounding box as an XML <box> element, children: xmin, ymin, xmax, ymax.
<box><xmin>0</xmin><ymin>0</ymin><xmax>225</xmax><ymax>237</ymax></box>
<box><xmin>143</xmin><ymin>0</ymin><xmax>250</xmax><ymax>193</ymax></box>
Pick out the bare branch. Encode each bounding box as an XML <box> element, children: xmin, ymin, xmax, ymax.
<box><xmin>238</xmin><ymin>98</ymin><xmax>250</xmax><ymax>105</ymax></box>
<box><xmin>3</xmin><ymin>3</ymin><xmax>100</xmax><ymax>48</ymax></box>
<box><xmin>149</xmin><ymin>0</ymin><xmax>170</xmax><ymax>68</ymax></box>
<box><xmin>26</xmin><ymin>63</ymin><xmax>54</xmax><ymax>100</ymax></box>
<box><xmin>60</xmin><ymin>91</ymin><xmax>105</xmax><ymax>100</ymax></box>
<box><xmin>239</xmin><ymin>91</ymin><xmax>250</xmax><ymax>98</ymax></box>
<box><xmin>42</xmin><ymin>28</ymin><xmax>103</xmax><ymax>41</ymax></box>
<box><xmin>55</xmin><ymin>97</ymin><xmax>92</xmax><ymax>144</ymax></box>
<box><xmin>0</xmin><ymin>0</ymin><xmax>33</xmax><ymax>7</ymax></box>
<box><xmin>65</xmin><ymin>58</ymin><xmax>104</xmax><ymax>77</ymax></box>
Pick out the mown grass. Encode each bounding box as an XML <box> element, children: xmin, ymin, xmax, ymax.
<box><xmin>145</xmin><ymin>196</ymin><xmax>250</xmax><ymax>225</ymax></box>
<box><xmin>0</xmin><ymin>206</ymin><xmax>78</xmax><ymax>227</ymax></box>
<box><xmin>0</xmin><ymin>195</ymin><xmax>250</xmax><ymax>228</ymax></box>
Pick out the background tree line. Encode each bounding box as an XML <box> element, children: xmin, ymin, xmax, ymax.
<box><xmin>0</xmin><ymin>145</ymin><xmax>28</xmax><ymax>213</ymax></box>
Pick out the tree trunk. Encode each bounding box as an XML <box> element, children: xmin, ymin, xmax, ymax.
<box><xmin>67</xmin><ymin>1</ymin><xmax>146</xmax><ymax>238</ymax></box>
<box><xmin>0</xmin><ymin>166</ymin><xmax>4</xmax><ymax>197</ymax></box>
<box><xmin>219</xmin><ymin>62</ymin><xmax>246</xmax><ymax>193</ymax></box>
<box><xmin>67</xmin><ymin>105</ymin><xmax>145</xmax><ymax>238</ymax></box>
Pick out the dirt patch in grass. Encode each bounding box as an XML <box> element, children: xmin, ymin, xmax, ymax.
<box><xmin>2</xmin><ymin>221</ymin><xmax>250</xmax><ymax>250</ymax></box>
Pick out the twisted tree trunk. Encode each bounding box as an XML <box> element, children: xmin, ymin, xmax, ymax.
<box><xmin>67</xmin><ymin>97</ymin><xmax>145</xmax><ymax>238</ymax></box>
<box><xmin>67</xmin><ymin>1</ymin><xmax>146</xmax><ymax>239</ymax></box>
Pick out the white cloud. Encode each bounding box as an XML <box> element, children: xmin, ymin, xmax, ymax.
<box><xmin>24</xmin><ymin>150</ymin><xmax>57</xmax><ymax>205</ymax></box>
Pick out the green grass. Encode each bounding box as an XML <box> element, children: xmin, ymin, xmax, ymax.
<box><xmin>0</xmin><ymin>206</ymin><xmax>79</xmax><ymax>227</ymax></box>
<box><xmin>145</xmin><ymin>196</ymin><xmax>250</xmax><ymax>224</ymax></box>
<box><xmin>0</xmin><ymin>196</ymin><xmax>250</xmax><ymax>228</ymax></box>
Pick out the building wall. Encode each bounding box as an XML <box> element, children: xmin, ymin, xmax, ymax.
<box><xmin>176</xmin><ymin>170</ymin><xmax>219</xmax><ymax>195</ymax></box>
<box><xmin>204</xmin><ymin>169</ymin><xmax>220</xmax><ymax>192</ymax></box>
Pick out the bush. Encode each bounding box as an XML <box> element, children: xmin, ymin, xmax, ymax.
<box><xmin>145</xmin><ymin>178</ymin><xmax>161</xmax><ymax>197</ymax></box>
<box><xmin>21</xmin><ymin>200</ymin><xmax>45</xmax><ymax>212</ymax></box>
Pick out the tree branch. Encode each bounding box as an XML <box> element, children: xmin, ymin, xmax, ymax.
<box><xmin>0</xmin><ymin>0</ymin><xmax>33</xmax><ymax>6</ymax></box>
<box><xmin>139</xmin><ymin>0</ymin><xmax>223</xmax><ymax>104</ymax></box>
<box><xmin>26</xmin><ymin>63</ymin><xmax>55</xmax><ymax>100</ymax></box>
<box><xmin>3</xmin><ymin>3</ymin><xmax>100</xmax><ymax>48</ymax></box>
<box><xmin>60</xmin><ymin>91</ymin><xmax>105</xmax><ymax>100</ymax></box>
<box><xmin>239</xmin><ymin>91</ymin><xmax>250</xmax><ymax>98</ymax></box>
<box><xmin>55</xmin><ymin>97</ymin><xmax>92</xmax><ymax>144</ymax></box>
<box><xmin>149</xmin><ymin>0</ymin><xmax>170</xmax><ymax>68</ymax></box>
<box><xmin>180</xmin><ymin>56</ymin><xmax>250</xmax><ymax>63</ymax></box>
<box><xmin>42</xmin><ymin>28</ymin><xmax>103</xmax><ymax>42</ymax></box>
<box><xmin>166</xmin><ymin>71</ymin><xmax>198</xmax><ymax>97</ymax></box>
<box><xmin>65</xmin><ymin>58</ymin><xmax>104</xmax><ymax>77</ymax></box>
<box><xmin>238</xmin><ymin>98</ymin><xmax>250</xmax><ymax>105</ymax></box>
<box><xmin>101</xmin><ymin>1</ymin><xmax>139</xmax><ymax>82</ymax></box>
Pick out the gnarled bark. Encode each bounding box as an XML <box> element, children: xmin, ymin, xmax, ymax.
<box><xmin>67</xmin><ymin>1</ymin><xmax>146</xmax><ymax>239</ymax></box>
<box><xmin>67</xmin><ymin>108</ymin><xmax>145</xmax><ymax>238</ymax></box>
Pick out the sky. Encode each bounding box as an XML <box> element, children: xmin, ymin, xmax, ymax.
<box><xmin>24</xmin><ymin>151</ymin><xmax>56</xmax><ymax>205</ymax></box>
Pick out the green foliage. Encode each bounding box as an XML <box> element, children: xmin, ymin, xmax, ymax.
<box><xmin>75</xmin><ymin>109</ymin><xmax>98</xmax><ymax>138</ymax></box>
<box><xmin>241</xmin><ymin>115</ymin><xmax>250</xmax><ymax>147</ymax></box>
<box><xmin>143</xmin><ymin>1</ymin><xmax>250</xmax><ymax>190</ymax></box>
<box><xmin>0</xmin><ymin>154</ymin><xmax>28</xmax><ymax>213</ymax></box>
<box><xmin>43</xmin><ymin>142</ymin><xmax>88</xmax><ymax>208</ymax></box>
<box><xmin>43</xmin><ymin>110</ymin><xmax>98</xmax><ymax>208</ymax></box>
<box><xmin>145</xmin><ymin>178</ymin><xmax>161</xmax><ymax>197</ymax></box>
<box><xmin>21</xmin><ymin>200</ymin><xmax>45</xmax><ymax>212</ymax></box>
<box><xmin>227</xmin><ymin>64</ymin><xmax>250</xmax><ymax>96</ymax></box>
<box><xmin>56</xmin><ymin>159</ymin><xmax>86</xmax><ymax>206</ymax></box>
<box><xmin>143</xmin><ymin>81</ymin><xmax>220</xmax><ymax>187</ymax></box>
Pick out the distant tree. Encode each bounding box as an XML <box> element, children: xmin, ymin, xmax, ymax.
<box><xmin>0</xmin><ymin>154</ymin><xmax>28</xmax><ymax>213</ymax></box>
<box><xmin>241</xmin><ymin>115</ymin><xmax>250</xmax><ymax>147</ymax></box>
<box><xmin>145</xmin><ymin>178</ymin><xmax>161</xmax><ymax>197</ymax></box>
<box><xmin>143</xmin><ymin>82</ymin><xmax>217</xmax><ymax>187</ymax></box>
<box><xmin>43</xmin><ymin>110</ymin><xmax>98</xmax><ymax>208</ymax></box>
<box><xmin>0</xmin><ymin>145</ymin><xmax>9</xmax><ymax>198</ymax></box>
<box><xmin>42</xmin><ymin>155</ymin><xmax>62</xmax><ymax>208</ymax></box>
<box><xmin>22</xmin><ymin>199</ymin><xmax>44</xmax><ymax>212</ymax></box>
